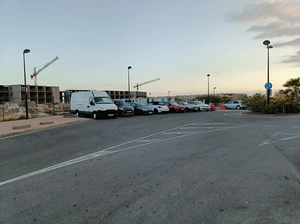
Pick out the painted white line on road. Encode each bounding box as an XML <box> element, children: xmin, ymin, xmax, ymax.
<box><xmin>0</xmin><ymin>123</ymin><xmax>250</xmax><ymax>187</ymax></box>
<box><xmin>291</xmin><ymin>126</ymin><xmax>300</xmax><ymax>128</ymax></box>
<box><xmin>262</xmin><ymin>125</ymin><xmax>280</xmax><ymax>127</ymax></box>
<box><xmin>0</xmin><ymin>151</ymin><xmax>111</xmax><ymax>187</ymax></box>
<box><xmin>179</xmin><ymin>127</ymin><xmax>219</xmax><ymax>129</ymax></box>
<box><xmin>136</xmin><ymin>139</ymin><xmax>161</xmax><ymax>143</ymax></box>
<box><xmin>191</xmin><ymin>123</ymin><xmax>228</xmax><ymax>125</ymax></box>
<box><xmin>259</xmin><ymin>132</ymin><xmax>300</xmax><ymax>146</ymax></box>
<box><xmin>162</xmin><ymin>132</ymin><xmax>198</xmax><ymax>135</ymax></box>
<box><xmin>259</xmin><ymin>135</ymin><xmax>300</xmax><ymax>146</ymax></box>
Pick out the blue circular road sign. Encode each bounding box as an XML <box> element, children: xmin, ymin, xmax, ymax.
<box><xmin>265</xmin><ymin>82</ymin><xmax>272</xmax><ymax>90</ymax></box>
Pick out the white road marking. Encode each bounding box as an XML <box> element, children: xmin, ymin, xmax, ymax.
<box><xmin>262</xmin><ymin>125</ymin><xmax>280</xmax><ymax>127</ymax></box>
<box><xmin>162</xmin><ymin>132</ymin><xmax>198</xmax><ymax>135</ymax></box>
<box><xmin>0</xmin><ymin>151</ymin><xmax>111</xmax><ymax>187</ymax></box>
<box><xmin>259</xmin><ymin>132</ymin><xmax>300</xmax><ymax>146</ymax></box>
<box><xmin>191</xmin><ymin>123</ymin><xmax>228</xmax><ymax>125</ymax></box>
<box><xmin>136</xmin><ymin>139</ymin><xmax>160</xmax><ymax>143</ymax></box>
<box><xmin>0</xmin><ymin>123</ymin><xmax>250</xmax><ymax>187</ymax></box>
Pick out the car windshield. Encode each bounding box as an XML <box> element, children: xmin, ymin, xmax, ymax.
<box><xmin>170</xmin><ymin>102</ymin><xmax>179</xmax><ymax>106</ymax></box>
<box><xmin>134</xmin><ymin>102</ymin><xmax>147</xmax><ymax>106</ymax></box>
<box><xmin>115</xmin><ymin>101</ymin><xmax>129</xmax><ymax>106</ymax></box>
<box><xmin>94</xmin><ymin>97</ymin><xmax>113</xmax><ymax>104</ymax></box>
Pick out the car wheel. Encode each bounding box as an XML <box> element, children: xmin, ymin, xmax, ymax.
<box><xmin>75</xmin><ymin>110</ymin><xmax>80</xmax><ymax>117</ymax></box>
<box><xmin>185</xmin><ymin>108</ymin><xmax>189</xmax><ymax>112</ymax></box>
<box><xmin>236</xmin><ymin>105</ymin><xmax>241</xmax><ymax>110</ymax></box>
<box><xmin>93</xmin><ymin>112</ymin><xmax>98</xmax><ymax>120</ymax></box>
<box><xmin>154</xmin><ymin>108</ymin><xmax>158</xmax><ymax>114</ymax></box>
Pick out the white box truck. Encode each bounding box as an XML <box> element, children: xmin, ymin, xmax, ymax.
<box><xmin>70</xmin><ymin>91</ymin><xmax>118</xmax><ymax>119</ymax></box>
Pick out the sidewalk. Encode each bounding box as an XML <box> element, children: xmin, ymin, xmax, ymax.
<box><xmin>0</xmin><ymin>115</ymin><xmax>89</xmax><ymax>138</ymax></box>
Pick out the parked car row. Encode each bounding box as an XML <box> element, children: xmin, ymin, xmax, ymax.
<box><xmin>70</xmin><ymin>90</ymin><xmax>244</xmax><ymax>120</ymax></box>
<box><xmin>113</xmin><ymin>100</ymin><xmax>213</xmax><ymax>117</ymax></box>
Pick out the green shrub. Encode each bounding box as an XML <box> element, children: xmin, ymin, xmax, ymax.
<box><xmin>242</xmin><ymin>93</ymin><xmax>300</xmax><ymax>114</ymax></box>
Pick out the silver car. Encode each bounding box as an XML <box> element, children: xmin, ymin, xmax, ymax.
<box><xmin>176</xmin><ymin>101</ymin><xmax>198</xmax><ymax>112</ymax></box>
<box><xmin>187</xmin><ymin>101</ymin><xmax>211</xmax><ymax>111</ymax></box>
<box><xmin>224</xmin><ymin>100</ymin><xmax>245</xmax><ymax>110</ymax></box>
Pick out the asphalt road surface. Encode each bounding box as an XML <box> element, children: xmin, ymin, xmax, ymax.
<box><xmin>1</xmin><ymin>110</ymin><xmax>300</xmax><ymax>224</ymax></box>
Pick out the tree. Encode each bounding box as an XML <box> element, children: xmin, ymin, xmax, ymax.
<box><xmin>283</xmin><ymin>77</ymin><xmax>300</xmax><ymax>103</ymax></box>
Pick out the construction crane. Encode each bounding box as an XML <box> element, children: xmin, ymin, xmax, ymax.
<box><xmin>133</xmin><ymin>78</ymin><xmax>160</xmax><ymax>98</ymax></box>
<box><xmin>31</xmin><ymin>56</ymin><xmax>59</xmax><ymax>104</ymax></box>
<box><xmin>31</xmin><ymin>56</ymin><xmax>59</xmax><ymax>85</ymax></box>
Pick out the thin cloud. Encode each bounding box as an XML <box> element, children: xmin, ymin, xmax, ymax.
<box><xmin>281</xmin><ymin>50</ymin><xmax>300</xmax><ymax>66</ymax></box>
<box><xmin>247</xmin><ymin>22</ymin><xmax>300</xmax><ymax>39</ymax></box>
<box><xmin>275</xmin><ymin>38</ymin><xmax>300</xmax><ymax>47</ymax></box>
<box><xmin>226</xmin><ymin>0</ymin><xmax>300</xmax><ymax>66</ymax></box>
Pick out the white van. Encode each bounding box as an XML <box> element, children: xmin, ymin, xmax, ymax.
<box><xmin>70</xmin><ymin>91</ymin><xmax>118</xmax><ymax>119</ymax></box>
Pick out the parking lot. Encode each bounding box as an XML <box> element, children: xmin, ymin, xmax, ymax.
<box><xmin>1</xmin><ymin>111</ymin><xmax>300</xmax><ymax>223</ymax></box>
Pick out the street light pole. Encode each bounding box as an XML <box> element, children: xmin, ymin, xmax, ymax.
<box><xmin>263</xmin><ymin>40</ymin><xmax>273</xmax><ymax>106</ymax></box>
<box><xmin>207</xmin><ymin>74</ymin><xmax>210</xmax><ymax>104</ymax></box>
<box><xmin>23</xmin><ymin>49</ymin><xmax>30</xmax><ymax>119</ymax></box>
<box><xmin>214</xmin><ymin>87</ymin><xmax>216</xmax><ymax>95</ymax></box>
<box><xmin>127</xmin><ymin>66</ymin><xmax>132</xmax><ymax>101</ymax></box>
<box><xmin>168</xmin><ymin>91</ymin><xmax>170</xmax><ymax>97</ymax></box>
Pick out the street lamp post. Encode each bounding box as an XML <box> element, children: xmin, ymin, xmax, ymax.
<box><xmin>149</xmin><ymin>92</ymin><xmax>151</xmax><ymax>98</ymax></box>
<box><xmin>127</xmin><ymin>66</ymin><xmax>132</xmax><ymax>101</ymax></box>
<box><xmin>23</xmin><ymin>49</ymin><xmax>30</xmax><ymax>119</ymax></box>
<box><xmin>214</xmin><ymin>87</ymin><xmax>216</xmax><ymax>95</ymax></box>
<box><xmin>263</xmin><ymin>40</ymin><xmax>273</xmax><ymax>106</ymax></box>
<box><xmin>207</xmin><ymin>74</ymin><xmax>210</xmax><ymax>104</ymax></box>
<box><xmin>168</xmin><ymin>91</ymin><xmax>171</xmax><ymax>97</ymax></box>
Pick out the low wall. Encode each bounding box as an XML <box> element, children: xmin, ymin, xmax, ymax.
<box><xmin>0</xmin><ymin>101</ymin><xmax>70</xmax><ymax>121</ymax></box>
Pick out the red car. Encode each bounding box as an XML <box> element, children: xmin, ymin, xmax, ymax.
<box><xmin>164</xmin><ymin>102</ymin><xmax>185</xmax><ymax>113</ymax></box>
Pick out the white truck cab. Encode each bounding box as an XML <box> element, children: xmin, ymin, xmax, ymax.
<box><xmin>70</xmin><ymin>91</ymin><xmax>118</xmax><ymax>119</ymax></box>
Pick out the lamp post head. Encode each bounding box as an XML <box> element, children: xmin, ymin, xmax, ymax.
<box><xmin>128</xmin><ymin>66</ymin><xmax>132</xmax><ymax>70</ymax></box>
<box><xmin>267</xmin><ymin>45</ymin><xmax>273</xmax><ymax>49</ymax></box>
<box><xmin>207</xmin><ymin>74</ymin><xmax>210</xmax><ymax>77</ymax></box>
<box><xmin>214</xmin><ymin>87</ymin><xmax>216</xmax><ymax>89</ymax></box>
<box><xmin>263</xmin><ymin>40</ymin><xmax>270</xmax><ymax>46</ymax></box>
<box><xmin>23</xmin><ymin>49</ymin><xmax>30</xmax><ymax>54</ymax></box>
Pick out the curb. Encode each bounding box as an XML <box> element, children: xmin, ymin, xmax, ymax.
<box><xmin>39</xmin><ymin>121</ymin><xmax>54</xmax><ymax>125</ymax></box>
<box><xmin>12</xmin><ymin>124</ymin><xmax>31</xmax><ymax>130</ymax></box>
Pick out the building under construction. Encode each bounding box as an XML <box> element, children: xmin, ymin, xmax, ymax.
<box><xmin>0</xmin><ymin>84</ymin><xmax>147</xmax><ymax>104</ymax></box>
<box><xmin>0</xmin><ymin>84</ymin><xmax>60</xmax><ymax>104</ymax></box>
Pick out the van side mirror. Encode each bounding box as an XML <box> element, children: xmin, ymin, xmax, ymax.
<box><xmin>90</xmin><ymin>101</ymin><xmax>95</xmax><ymax>106</ymax></box>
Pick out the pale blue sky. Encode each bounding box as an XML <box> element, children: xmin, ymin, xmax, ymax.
<box><xmin>1</xmin><ymin>0</ymin><xmax>300</xmax><ymax>96</ymax></box>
